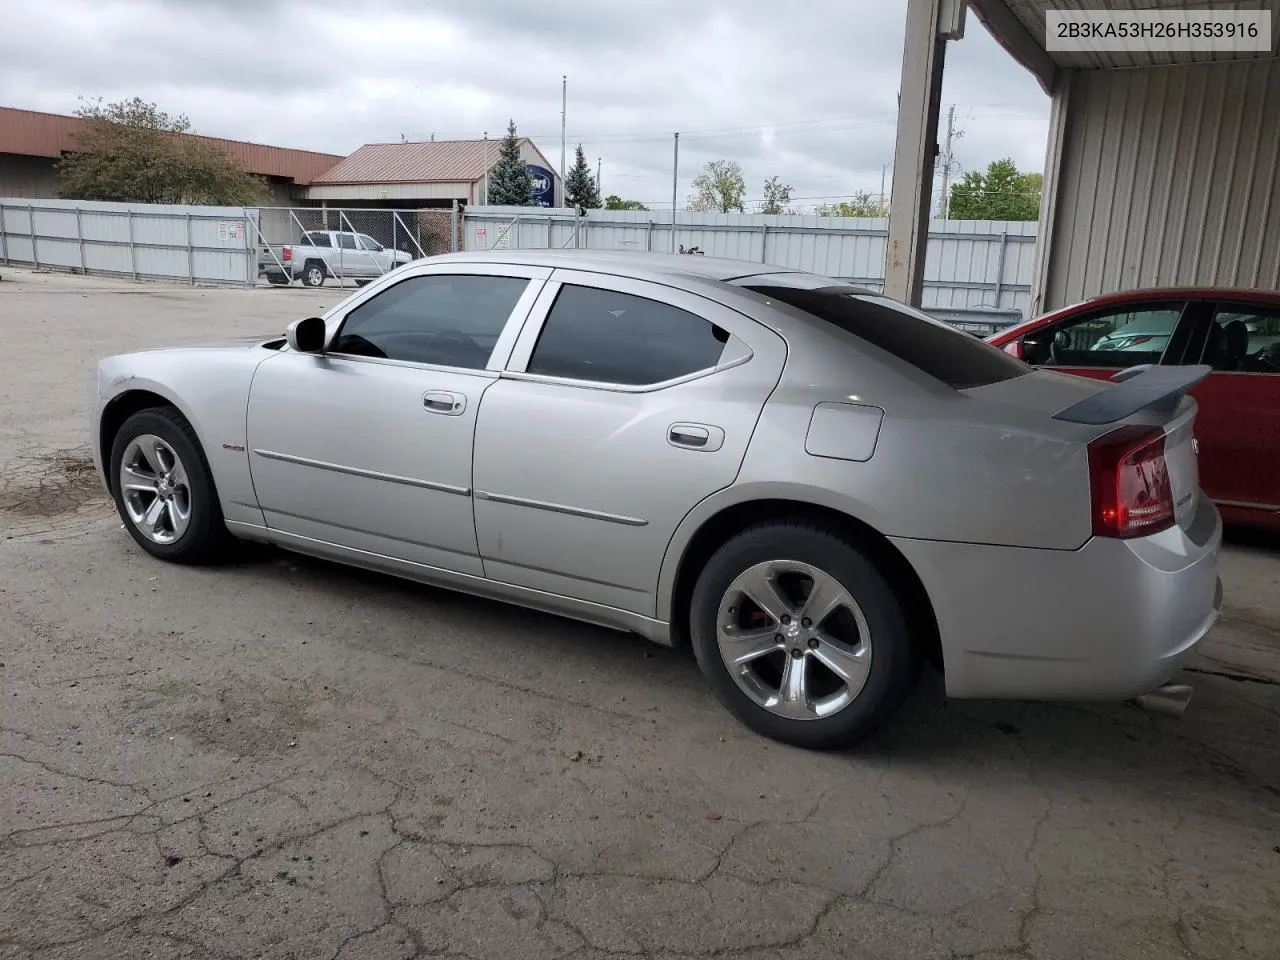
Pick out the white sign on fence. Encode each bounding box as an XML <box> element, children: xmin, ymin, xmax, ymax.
<box><xmin>217</xmin><ymin>221</ymin><xmax>244</xmax><ymax>242</ymax></box>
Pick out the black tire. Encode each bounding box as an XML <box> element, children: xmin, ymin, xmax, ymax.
<box><xmin>108</xmin><ymin>407</ymin><xmax>238</xmax><ymax>565</ymax></box>
<box><xmin>301</xmin><ymin>260</ymin><xmax>326</xmax><ymax>287</ymax></box>
<box><xmin>265</xmin><ymin>272</ymin><xmax>290</xmax><ymax>286</ymax></box>
<box><xmin>689</xmin><ymin>521</ymin><xmax>919</xmax><ymax>749</ymax></box>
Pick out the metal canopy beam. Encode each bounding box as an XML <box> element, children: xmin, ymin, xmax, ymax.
<box><xmin>883</xmin><ymin>0</ymin><xmax>956</xmax><ymax>307</ymax></box>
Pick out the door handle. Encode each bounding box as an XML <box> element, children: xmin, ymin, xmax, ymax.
<box><xmin>423</xmin><ymin>391</ymin><xmax>466</xmax><ymax>415</ymax></box>
<box><xmin>668</xmin><ymin>423</ymin><xmax>724</xmax><ymax>452</ymax></box>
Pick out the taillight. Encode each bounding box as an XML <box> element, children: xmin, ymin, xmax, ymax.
<box><xmin>282</xmin><ymin>245</ymin><xmax>292</xmax><ymax>262</ymax></box>
<box><xmin>1003</xmin><ymin>340</ymin><xmax>1023</xmax><ymax>359</ymax></box>
<box><xmin>1087</xmin><ymin>425</ymin><xmax>1174</xmax><ymax>538</ymax></box>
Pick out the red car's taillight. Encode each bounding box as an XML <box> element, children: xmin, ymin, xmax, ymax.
<box><xmin>1087</xmin><ymin>425</ymin><xmax>1175</xmax><ymax>538</ymax></box>
<box><xmin>282</xmin><ymin>245</ymin><xmax>292</xmax><ymax>262</ymax></box>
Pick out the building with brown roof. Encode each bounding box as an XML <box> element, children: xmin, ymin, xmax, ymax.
<box><xmin>0</xmin><ymin>106</ymin><xmax>345</xmax><ymax>204</ymax></box>
<box><xmin>307</xmin><ymin>137</ymin><xmax>560</xmax><ymax>207</ymax></box>
<box><xmin>0</xmin><ymin>106</ymin><xmax>561</xmax><ymax>209</ymax></box>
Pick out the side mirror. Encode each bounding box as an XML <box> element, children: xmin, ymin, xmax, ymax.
<box><xmin>286</xmin><ymin>316</ymin><xmax>326</xmax><ymax>354</ymax></box>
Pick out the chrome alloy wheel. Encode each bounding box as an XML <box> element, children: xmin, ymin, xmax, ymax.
<box><xmin>118</xmin><ymin>434</ymin><xmax>192</xmax><ymax>545</ymax></box>
<box><xmin>306</xmin><ymin>265</ymin><xmax>324</xmax><ymax>286</ymax></box>
<box><xmin>715</xmin><ymin>560</ymin><xmax>872</xmax><ymax>720</ymax></box>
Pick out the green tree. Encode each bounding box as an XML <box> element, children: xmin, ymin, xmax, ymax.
<box><xmin>947</xmin><ymin>158</ymin><xmax>1042</xmax><ymax>220</ymax></box>
<box><xmin>816</xmin><ymin>191</ymin><xmax>887</xmax><ymax>217</ymax></box>
<box><xmin>687</xmin><ymin>159</ymin><xmax>746</xmax><ymax>213</ymax></box>
<box><xmin>760</xmin><ymin>176</ymin><xmax>794</xmax><ymax>215</ymax></box>
<box><xmin>564</xmin><ymin>144</ymin><xmax>601</xmax><ymax>209</ymax></box>
<box><xmin>486</xmin><ymin>119</ymin><xmax>534</xmax><ymax>206</ymax></box>
<box><xmin>57</xmin><ymin>96</ymin><xmax>268</xmax><ymax>205</ymax></box>
<box><xmin>604</xmin><ymin>195</ymin><xmax>648</xmax><ymax>211</ymax></box>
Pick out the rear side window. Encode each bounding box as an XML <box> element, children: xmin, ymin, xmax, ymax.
<box><xmin>744</xmin><ymin>285</ymin><xmax>1028</xmax><ymax>389</ymax></box>
<box><xmin>527</xmin><ymin>284</ymin><xmax>730</xmax><ymax>386</ymax></box>
<box><xmin>300</xmin><ymin>232</ymin><xmax>332</xmax><ymax>247</ymax></box>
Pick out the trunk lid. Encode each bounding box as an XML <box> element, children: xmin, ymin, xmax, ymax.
<box><xmin>964</xmin><ymin>365</ymin><xmax>1210</xmax><ymax>534</ymax></box>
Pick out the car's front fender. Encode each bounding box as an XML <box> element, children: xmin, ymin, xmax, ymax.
<box><xmin>95</xmin><ymin>346</ymin><xmax>269</xmax><ymax>527</ymax></box>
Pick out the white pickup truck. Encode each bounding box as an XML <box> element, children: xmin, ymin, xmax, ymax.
<box><xmin>259</xmin><ymin>230</ymin><xmax>414</xmax><ymax>287</ymax></box>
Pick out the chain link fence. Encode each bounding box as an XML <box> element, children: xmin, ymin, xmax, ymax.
<box><xmin>252</xmin><ymin>206</ymin><xmax>460</xmax><ymax>287</ymax></box>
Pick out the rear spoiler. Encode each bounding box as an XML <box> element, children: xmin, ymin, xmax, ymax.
<box><xmin>1051</xmin><ymin>364</ymin><xmax>1211</xmax><ymax>425</ymax></box>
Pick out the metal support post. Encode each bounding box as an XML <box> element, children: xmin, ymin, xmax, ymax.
<box><xmin>75</xmin><ymin>207</ymin><xmax>85</xmax><ymax>273</ymax></box>
<box><xmin>29</xmin><ymin>204</ymin><xmax>39</xmax><ymax>268</ymax></box>
<box><xmin>993</xmin><ymin>230</ymin><xmax>1009</xmax><ymax>307</ymax></box>
<box><xmin>883</xmin><ymin>0</ymin><xmax>960</xmax><ymax>306</ymax></box>
<box><xmin>671</xmin><ymin>132</ymin><xmax>679</xmax><ymax>254</ymax></box>
<box><xmin>185</xmin><ymin>213</ymin><xmax>194</xmax><ymax>284</ymax></box>
<box><xmin>127</xmin><ymin>209</ymin><xmax>137</xmax><ymax>279</ymax></box>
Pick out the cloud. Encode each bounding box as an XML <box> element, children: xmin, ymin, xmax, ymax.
<box><xmin>0</xmin><ymin>0</ymin><xmax>1049</xmax><ymax>209</ymax></box>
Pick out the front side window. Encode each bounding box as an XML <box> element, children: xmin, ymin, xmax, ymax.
<box><xmin>331</xmin><ymin>274</ymin><xmax>530</xmax><ymax>369</ymax></box>
<box><xmin>1201</xmin><ymin>304</ymin><xmax>1280</xmax><ymax>373</ymax></box>
<box><xmin>526</xmin><ymin>284</ymin><xmax>730</xmax><ymax>386</ymax></box>
<box><xmin>1020</xmin><ymin>304</ymin><xmax>1186</xmax><ymax>369</ymax></box>
<box><xmin>358</xmin><ymin>234</ymin><xmax>382</xmax><ymax>252</ymax></box>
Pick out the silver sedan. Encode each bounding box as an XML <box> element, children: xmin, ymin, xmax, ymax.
<box><xmin>89</xmin><ymin>251</ymin><xmax>1223</xmax><ymax>748</ymax></box>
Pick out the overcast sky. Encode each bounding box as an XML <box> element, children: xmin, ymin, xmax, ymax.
<box><xmin>0</xmin><ymin>0</ymin><xmax>1050</xmax><ymax>210</ymax></box>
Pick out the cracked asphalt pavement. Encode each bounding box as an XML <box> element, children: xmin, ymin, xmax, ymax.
<box><xmin>2</xmin><ymin>269</ymin><xmax>1278</xmax><ymax>960</ymax></box>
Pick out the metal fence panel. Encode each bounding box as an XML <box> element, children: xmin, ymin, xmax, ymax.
<box><xmin>463</xmin><ymin>206</ymin><xmax>1039</xmax><ymax>329</ymax></box>
<box><xmin>0</xmin><ymin>197</ymin><xmax>256</xmax><ymax>285</ymax></box>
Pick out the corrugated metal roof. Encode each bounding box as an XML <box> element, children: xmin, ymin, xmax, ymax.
<box><xmin>0</xmin><ymin>106</ymin><xmax>345</xmax><ymax>185</ymax></box>
<box><xmin>313</xmin><ymin>138</ymin><xmax>549</xmax><ymax>185</ymax></box>
<box><xmin>988</xmin><ymin>0</ymin><xmax>1280</xmax><ymax>70</ymax></box>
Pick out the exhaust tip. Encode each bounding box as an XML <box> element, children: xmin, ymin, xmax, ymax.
<box><xmin>1131</xmin><ymin>682</ymin><xmax>1193</xmax><ymax>719</ymax></box>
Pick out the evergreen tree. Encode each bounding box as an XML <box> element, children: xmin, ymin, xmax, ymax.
<box><xmin>564</xmin><ymin>144</ymin><xmax>600</xmax><ymax>209</ymax></box>
<box><xmin>487</xmin><ymin>119</ymin><xmax>534</xmax><ymax>206</ymax></box>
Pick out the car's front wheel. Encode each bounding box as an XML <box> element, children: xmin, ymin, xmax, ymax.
<box><xmin>690</xmin><ymin>521</ymin><xmax>919</xmax><ymax>749</ymax></box>
<box><xmin>109</xmin><ymin>407</ymin><xmax>237</xmax><ymax>564</ymax></box>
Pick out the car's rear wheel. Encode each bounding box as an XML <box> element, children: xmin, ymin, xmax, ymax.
<box><xmin>109</xmin><ymin>407</ymin><xmax>237</xmax><ymax>565</ymax></box>
<box><xmin>690</xmin><ymin>522</ymin><xmax>919</xmax><ymax>749</ymax></box>
<box><xmin>301</xmin><ymin>261</ymin><xmax>326</xmax><ymax>287</ymax></box>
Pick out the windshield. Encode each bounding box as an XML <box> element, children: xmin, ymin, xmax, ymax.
<box><xmin>743</xmin><ymin>284</ymin><xmax>1029</xmax><ymax>389</ymax></box>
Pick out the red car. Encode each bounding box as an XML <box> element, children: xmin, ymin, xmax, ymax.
<box><xmin>988</xmin><ymin>288</ymin><xmax>1280</xmax><ymax>532</ymax></box>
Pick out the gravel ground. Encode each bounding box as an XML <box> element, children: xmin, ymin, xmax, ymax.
<box><xmin>2</xmin><ymin>268</ymin><xmax>1277</xmax><ymax>960</ymax></box>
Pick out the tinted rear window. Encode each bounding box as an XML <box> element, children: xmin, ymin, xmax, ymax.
<box><xmin>744</xmin><ymin>285</ymin><xmax>1029</xmax><ymax>389</ymax></box>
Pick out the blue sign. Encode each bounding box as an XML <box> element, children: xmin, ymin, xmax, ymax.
<box><xmin>527</xmin><ymin>164</ymin><xmax>555</xmax><ymax>207</ymax></box>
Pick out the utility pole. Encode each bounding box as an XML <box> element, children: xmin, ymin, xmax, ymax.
<box><xmin>481</xmin><ymin>131</ymin><xmax>488</xmax><ymax>205</ymax></box>
<box><xmin>671</xmin><ymin>132</ymin><xmax>679</xmax><ymax>253</ymax></box>
<box><xmin>880</xmin><ymin>162</ymin><xmax>889</xmax><ymax>211</ymax></box>
<box><xmin>939</xmin><ymin>105</ymin><xmax>955</xmax><ymax>219</ymax></box>
<box><xmin>560</xmin><ymin>75</ymin><xmax>567</xmax><ymax>208</ymax></box>
<box><xmin>596</xmin><ymin>157</ymin><xmax>601</xmax><ymax>197</ymax></box>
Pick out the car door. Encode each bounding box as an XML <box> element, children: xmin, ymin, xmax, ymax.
<box><xmin>334</xmin><ymin>231</ymin><xmax>366</xmax><ymax>278</ymax></box>
<box><xmin>1014</xmin><ymin>299</ymin><xmax>1200</xmax><ymax>382</ymax></box>
<box><xmin>470</xmin><ymin>270</ymin><xmax>787</xmax><ymax>616</ymax></box>
<box><xmin>358</xmin><ymin>234</ymin><xmax>394</xmax><ymax>275</ymax></box>
<box><xmin>246</xmin><ymin>264</ymin><xmax>550</xmax><ymax>575</ymax></box>
<box><xmin>1177</xmin><ymin>301</ymin><xmax>1280</xmax><ymax>516</ymax></box>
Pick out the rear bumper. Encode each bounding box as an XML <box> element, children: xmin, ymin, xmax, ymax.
<box><xmin>891</xmin><ymin>493</ymin><xmax>1223</xmax><ymax>701</ymax></box>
